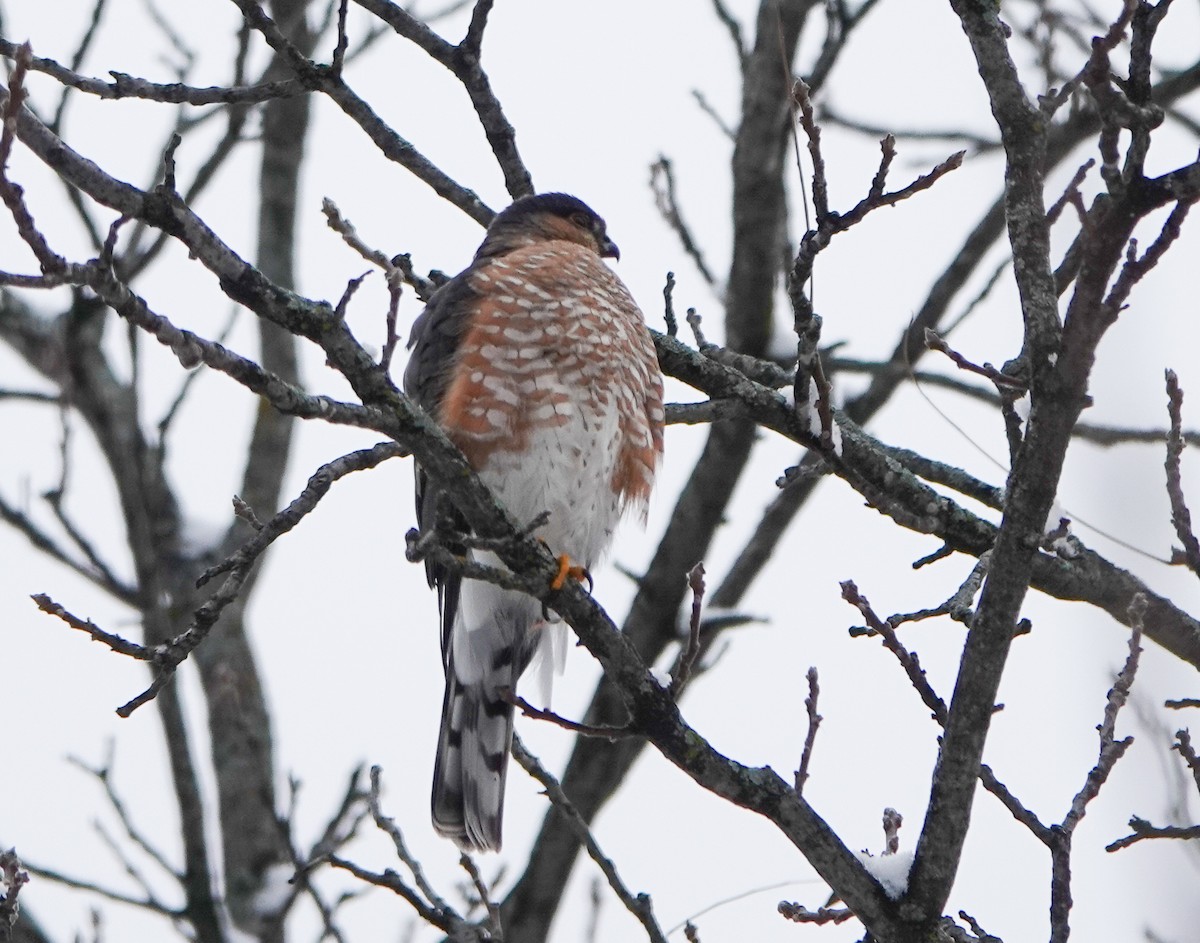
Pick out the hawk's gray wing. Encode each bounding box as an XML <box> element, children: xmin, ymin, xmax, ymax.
<box><xmin>403</xmin><ymin>273</ymin><xmax>479</xmax><ymax>662</ymax></box>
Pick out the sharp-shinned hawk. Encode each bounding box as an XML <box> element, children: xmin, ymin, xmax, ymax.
<box><xmin>404</xmin><ymin>192</ymin><xmax>665</xmax><ymax>851</ymax></box>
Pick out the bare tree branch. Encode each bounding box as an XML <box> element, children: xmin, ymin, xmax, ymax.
<box><xmin>793</xmin><ymin>667</ymin><xmax>821</xmax><ymax>795</ymax></box>
<box><xmin>0</xmin><ymin>37</ymin><xmax>306</xmax><ymax>105</ymax></box>
<box><xmin>353</xmin><ymin>0</ymin><xmax>534</xmax><ymax>201</ymax></box>
<box><xmin>511</xmin><ymin>736</ymin><xmax>671</xmax><ymax>943</ymax></box>
<box><xmin>1164</xmin><ymin>369</ymin><xmax>1200</xmax><ymax>575</ymax></box>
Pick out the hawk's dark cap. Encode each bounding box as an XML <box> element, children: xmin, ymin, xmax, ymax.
<box><xmin>489</xmin><ymin>192</ymin><xmax>619</xmax><ymax>260</ymax></box>
<box><xmin>495</xmin><ymin>191</ymin><xmax>600</xmax><ymax>226</ymax></box>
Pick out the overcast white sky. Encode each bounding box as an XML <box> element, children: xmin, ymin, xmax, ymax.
<box><xmin>3</xmin><ymin>2</ymin><xmax>1199</xmax><ymax>941</ymax></box>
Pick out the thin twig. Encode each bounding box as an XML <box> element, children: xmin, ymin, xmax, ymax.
<box><xmin>662</xmin><ymin>271</ymin><xmax>678</xmax><ymax>337</ymax></box>
<box><xmin>0</xmin><ymin>493</ymin><xmax>138</xmax><ymax>604</ymax></box>
<box><xmin>793</xmin><ymin>667</ymin><xmax>821</xmax><ymax>795</ymax></box>
<box><xmin>322</xmin><ymin>197</ymin><xmax>406</xmax><ymax>370</ymax></box>
<box><xmin>1164</xmin><ymin>370</ymin><xmax>1200</xmax><ymax>575</ymax></box>
<box><xmin>31</xmin><ymin>595</ymin><xmax>151</xmax><ymax>660</ymax></box>
<box><xmin>710</xmin><ymin>0</ymin><xmax>747</xmax><ymax>68</ymax></box>
<box><xmin>507</xmin><ymin>694</ymin><xmax>633</xmax><ymax>741</ymax></box>
<box><xmin>364</xmin><ymin>767</ymin><xmax>453</xmax><ymax>915</ymax></box>
<box><xmin>650</xmin><ymin>157</ymin><xmax>717</xmax><ymax>287</ymax></box>
<box><xmin>690</xmin><ymin>89</ymin><xmax>735</xmax><ymax>139</ymax></box>
<box><xmin>669</xmin><ymin>563</ymin><xmax>706</xmax><ymax>696</ymax></box>
<box><xmin>1174</xmin><ymin>728</ymin><xmax>1200</xmax><ymax>797</ymax></box>
<box><xmin>23</xmin><ymin>862</ymin><xmax>181</xmax><ymax>917</ymax></box>
<box><xmin>511</xmin><ymin>735</ymin><xmax>670</xmax><ymax>943</ymax></box>
<box><xmin>331</xmin><ymin>0</ymin><xmax>351</xmax><ymax>74</ymax></box>
<box><xmin>1</xmin><ymin>44</ymin><xmax>68</xmax><ymax>272</ymax></box>
<box><xmin>1106</xmin><ymin>819</ymin><xmax>1200</xmax><ymax>851</ymax></box>
<box><xmin>285</xmin><ymin>767</ymin><xmax>369</xmax><ymax>938</ymax></box>
<box><xmin>840</xmin><ymin>581</ymin><xmax>948</xmax><ymax>724</ymax></box>
<box><xmin>49</xmin><ymin>0</ymin><xmax>110</xmax><ymax>133</ymax></box>
<box><xmin>881</xmin><ymin>553</ymin><xmax>989</xmax><ymax>630</ymax></box>
<box><xmin>1050</xmin><ymin>594</ymin><xmax>1145</xmax><ymax>941</ymax></box>
<box><xmin>90</xmin><ymin>443</ymin><xmax>404</xmax><ymax>717</ymax></box>
<box><xmin>924</xmin><ymin>329</ymin><xmax>1028</xmax><ymax>391</ymax></box>
<box><xmin>327</xmin><ymin>856</ymin><xmax>451</xmax><ymax>932</ymax></box>
<box><xmin>68</xmin><ymin>746</ymin><xmax>180</xmax><ymax>880</ymax></box>
<box><xmin>457</xmin><ymin>854</ymin><xmax>501</xmax><ymax>939</ymax></box>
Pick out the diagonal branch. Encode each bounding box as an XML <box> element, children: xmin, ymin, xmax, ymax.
<box><xmin>232</xmin><ymin>0</ymin><xmax>497</xmax><ymax>224</ymax></box>
<box><xmin>512</xmin><ymin>736</ymin><xmax>670</xmax><ymax>943</ymax></box>
<box><xmin>0</xmin><ymin>490</ymin><xmax>139</xmax><ymax>605</ymax></box>
<box><xmin>353</xmin><ymin>0</ymin><xmax>534</xmax><ymax>199</ymax></box>
<box><xmin>538</xmin><ymin>563</ymin><xmax>909</xmax><ymax>939</ymax></box>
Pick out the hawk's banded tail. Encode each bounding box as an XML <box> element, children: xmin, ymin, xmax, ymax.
<box><xmin>431</xmin><ymin>659</ymin><xmax>515</xmax><ymax>853</ymax></box>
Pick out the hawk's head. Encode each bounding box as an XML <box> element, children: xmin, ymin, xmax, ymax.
<box><xmin>476</xmin><ymin>192</ymin><xmax>620</xmax><ymax>262</ymax></box>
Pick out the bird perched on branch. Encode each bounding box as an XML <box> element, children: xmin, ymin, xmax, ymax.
<box><xmin>404</xmin><ymin>192</ymin><xmax>664</xmax><ymax>852</ymax></box>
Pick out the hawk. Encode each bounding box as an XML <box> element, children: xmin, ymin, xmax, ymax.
<box><xmin>404</xmin><ymin>192</ymin><xmax>665</xmax><ymax>852</ymax></box>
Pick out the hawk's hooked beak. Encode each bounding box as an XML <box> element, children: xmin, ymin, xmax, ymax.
<box><xmin>600</xmin><ymin>235</ymin><xmax>621</xmax><ymax>261</ymax></box>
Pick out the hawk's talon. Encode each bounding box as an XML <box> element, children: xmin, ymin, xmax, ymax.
<box><xmin>550</xmin><ymin>553</ymin><xmax>592</xmax><ymax>593</ymax></box>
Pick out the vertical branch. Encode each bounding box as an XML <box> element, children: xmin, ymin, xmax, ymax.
<box><xmin>728</xmin><ymin>0</ymin><xmax>818</xmax><ymax>357</ymax></box>
<box><xmin>194</xmin><ymin>0</ymin><xmax>315</xmax><ymax>936</ymax></box>
<box><xmin>1049</xmin><ymin>597</ymin><xmax>1143</xmax><ymax>942</ymax></box>
<box><xmin>905</xmin><ymin>2</ymin><xmax>1065</xmax><ymax>922</ymax></box>
<box><xmin>1164</xmin><ymin>370</ymin><xmax>1200</xmax><ymax>575</ymax></box>
<box><xmin>793</xmin><ymin>667</ymin><xmax>821</xmax><ymax>795</ymax></box>
<box><xmin>38</xmin><ymin>281</ymin><xmax>225</xmax><ymax>942</ymax></box>
<box><xmin>669</xmin><ymin>563</ymin><xmax>706</xmax><ymax>696</ymax></box>
<box><xmin>150</xmin><ymin>680</ymin><xmax>225</xmax><ymax>943</ymax></box>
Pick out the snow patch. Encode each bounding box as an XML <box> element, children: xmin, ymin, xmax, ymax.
<box><xmin>1049</xmin><ymin>535</ymin><xmax>1080</xmax><ymax>559</ymax></box>
<box><xmin>804</xmin><ymin>377</ymin><xmax>822</xmax><ymax>439</ymax></box>
<box><xmin>856</xmin><ymin>850</ymin><xmax>914</xmax><ymax>899</ymax></box>
<box><xmin>828</xmin><ymin>418</ymin><xmax>843</xmax><ymax>457</ymax></box>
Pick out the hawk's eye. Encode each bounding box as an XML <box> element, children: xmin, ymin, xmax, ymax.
<box><xmin>569</xmin><ymin>211</ymin><xmax>595</xmax><ymax>232</ymax></box>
